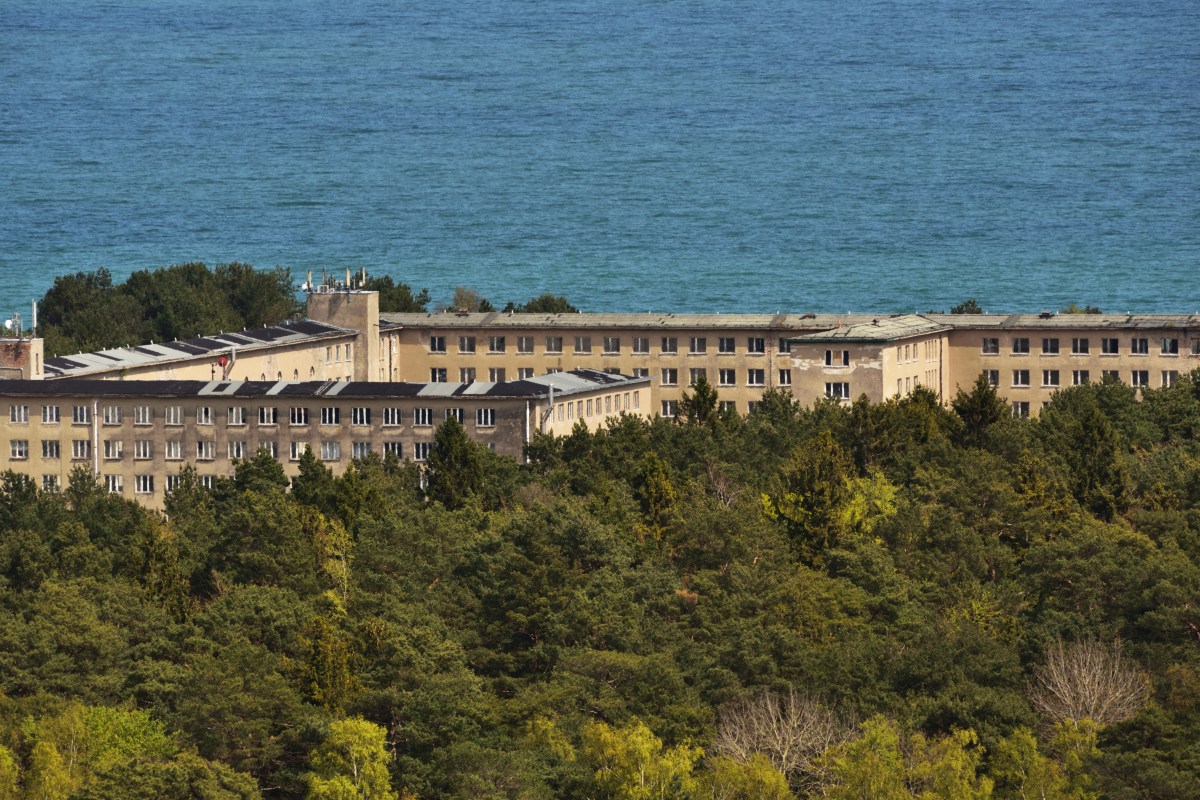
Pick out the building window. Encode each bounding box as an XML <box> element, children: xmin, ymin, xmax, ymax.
<box><xmin>489</xmin><ymin>367</ymin><xmax>506</xmax><ymax>382</ymax></box>
<box><xmin>289</xmin><ymin>441</ymin><xmax>306</xmax><ymax>461</ymax></box>
<box><xmin>164</xmin><ymin>474</ymin><xmax>181</xmax><ymax>493</ymax></box>
<box><xmin>720</xmin><ymin>401</ymin><xmax>737</xmax><ymax>413</ymax></box>
<box><xmin>546</xmin><ymin>367</ymin><xmax>562</xmax><ymax>375</ymax></box>
<box><xmin>72</xmin><ymin>405</ymin><xmax>91</xmax><ymax>424</ymax></box>
<box><xmin>196</xmin><ymin>441</ymin><xmax>215</xmax><ymax>460</ymax></box>
<box><xmin>631</xmin><ymin>367</ymin><xmax>649</xmax><ymax>379</ymax></box>
<box><xmin>261</xmin><ymin>442</ymin><xmax>278</xmax><ymax>459</ymax></box>
<box><xmin>1012</xmin><ymin>402</ymin><xmax>1030</xmax><ymax>419</ymax></box>
<box><xmin>661</xmin><ymin>337</ymin><xmax>678</xmax><ymax>354</ymax></box>
<box><xmin>134</xmin><ymin>440</ymin><xmax>152</xmax><ymax>460</ymax></box>
<box><xmin>41</xmin><ymin>405</ymin><xmax>60</xmax><ymax>424</ymax></box>
<box><xmin>352</xmin><ymin>441</ymin><xmax>371</xmax><ymax>459</ymax></box>
<box><xmin>747</xmin><ymin>369</ymin><xmax>765</xmax><ymax>386</ymax></box>
<box><xmin>661</xmin><ymin>400</ymin><xmax>677</xmax><ymax>418</ymax></box>
<box><xmin>164</xmin><ymin>441</ymin><xmax>181</xmax><ymax>460</ymax></box>
<box><xmin>1102</xmin><ymin>369</ymin><xmax>1120</xmax><ymax>382</ymax></box>
<box><xmin>9</xmin><ymin>405</ymin><xmax>28</xmax><ymax>424</ymax></box>
<box><xmin>227</xmin><ymin>406</ymin><xmax>245</xmax><ymax>426</ymax></box>
<box><xmin>689</xmin><ymin>337</ymin><xmax>707</xmax><ymax>354</ymax></box>
<box><xmin>458</xmin><ymin>336</ymin><xmax>476</xmax><ymax>353</ymax></box>
<box><xmin>518</xmin><ymin>367</ymin><xmax>535</xmax><ymax>380</ymax></box>
<box><xmin>414</xmin><ymin>408</ymin><xmax>433</xmax><ymax>427</ymax></box>
<box><xmin>632</xmin><ymin>391</ymin><xmax>640</xmax><ymax>410</ymax></box>
<box><xmin>200</xmin><ymin>475</ymin><xmax>217</xmax><ymax>490</ymax></box>
<box><xmin>1012</xmin><ymin>338</ymin><xmax>1029</xmax><ymax>355</ymax></box>
<box><xmin>383</xmin><ymin>442</ymin><xmax>403</xmax><ymax>458</ymax></box>
<box><xmin>779</xmin><ymin>338</ymin><xmax>793</xmax><ymax>354</ymax></box>
<box><xmin>632</xmin><ymin>337</ymin><xmax>650</xmax><ymax>354</ymax></box>
<box><xmin>10</xmin><ymin>440</ymin><xmax>28</xmax><ymax>460</ymax></box>
<box><xmin>826</xmin><ymin>382</ymin><xmax>851</xmax><ymax>400</ymax></box>
<box><xmin>517</xmin><ymin>336</ymin><xmax>534</xmax><ymax>354</ymax></box>
<box><xmin>259</xmin><ymin>406</ymin><xmax>277</xmax><ymax>425</ymax></box>
<box><xmin>825</xmin><ymin>350</ymin><xmax>850</xmax><ymax>367</ymax></box>
<box><xmin>429</xmin><ymin>336</ymin><xmax>446</xmax><ymax>353</ymax></box>
<box><xmin>1101</xmin><ymin>338</ymin><xmax>1119</xmax><ymax>355</ymax></box>
<box><xmin>459</xmin><ymin>367</ymin><xmax>476</xmax><ymax>383</ymax></box>
<box><xmin>196</xmin><ymin>407</ymin><xmax>212</xmax><ymax>425</ymax></box>
<box><xmin>1162</xmin><ymin>370</ymin><xmax>1178</xmax><ymax>387</ymax></box>
<box><xmin>586</xmin><ymin>399</ymin><xmax>593</xmax><ymax>417</ymax></box>
<box><xmin>985</xmin><ymin>370</ymin><xmax>999</xmax><ymax>387</ymax></box>
<box><xmin>1071</xmin><ymin>338</ymin><xmax>1089</xmax><ymax>355</ymax></box>
<box><xmin>1131</xmin><ymin>338</ymin><xmax>1149</xmax><ymax>355</ymax></box>
<box><xmin>1131</xmin><ymin>370</ymin><xmax>1150</xmax><ymax>387</ymax></box>
<box><xmin>748</xmin><ymin>337</ymin><xmax>765</xmax><ymax>354</ymax></box>
<box><xmin>778</xmin><ymin>369</ymin><xmax>791</xmax><ymax>386</ymax></box>
<box><xmin>719</xmin><ymin>369</ymin><xmax>736</xmax><ymax>387</ymax></box>
<box><xmin>546</xmin><ymin>336</ymin><xmax>563</xmax><ymax>353</ymax></box>
<box><xmin>429</xmin><ymin>368</ymin><xmax>447</xmax><ymax>382</ymax></box>
<box><xmin>689</xmin><ymin>368</ymin><xmax>706</xmax><ymax>386</ymax></box>
<box><xmin>1161</xmin><ymin>338</ymin><xmax>1179</xmax><ymax>355</ymax></box>
<box><xmin>981</xmin><ymin>338</ymin><xmax>999</xmax><ymax>355</ymax></box>
<box><xmin>477</xmin><ymin>408</ymin><xmax>496</xmax><ymax>428</ymax></box>
<box><xmin>446</xmin><ymin>408</ymin><xmax>464</xmax><ymax>424</ymax></box>
<box><xmin>488</xmin><ymin>336</ymin><xmax>506</xmax><ymax>353</ymax></box>
<box><xmin>71</xmin><ymin>440</ymin><xmax>91</xmax><ymax>460</ymax></box>
<box><xmin>318</xmin><ymin>441</ymin><xmax>339</xmax><ymax>461</ymax></box>
<box><xmin>320</xmin><ymin>407</ymin><xmax>340</xmax><ymax>425</ymax></box>
<box><xmin>603</xmin><ymin>336</ymin><xmax>620</xmax><ymax>354</ymax></box>
<box><xmin>413</xmin><ymin>442</ymin><xmax>431</xmax><ymax>462</ymax></box>
<box><xmin>380</xmin><ymin>407</ymin><xmax>402</xmax><ymax>427</ymax></box>
<box><xmin>1192</xmin><ymin>340</ymin><xmax>1200</xmax><ymax>355</ymax></box>
<box><xmin>41</xmin><ymin>440</ymin><xmax>60</xmax><ymax>459</ymax></box>
<box><xmin>573</xmin><ymin>336</ymin><xmax>591</xmax><ymax>354</ymax></box>
<box><xmin>133</xmin><ymin>405</ymin><xmax>152</xmax><ymax>425</ymax></box>
<box><xmin>661</xmin><ymin>368</ymin><xmax>678</xmax><ymax>386</ymax></box>
<box><xmin>1041</xmin><ymin>338</ymin><xmax>1059</xmax><ymax>355</ymax></box>
<box><xmin>351</xmin><ymin>407</ymin><xmax>370</xmax><ymax>426</ymax></box>
<box><xmin>228</xmin><ymin>441</ymin><xmax>246</xmax><ymax>459</ymax></box>
<box><xmin>105</xmin><ymin>475</ymin><xmax>123</xmax><ymax>494</ymax></box>
<box><xmin>718</xmin><ymin>337</ymin><xmax>735</xmax><ymax>354</ymax></box>
<box><xmin>1072</xmin><ymin>370</ymin><xmax>1090</xmax><ymax>386</ymax></box>
<box><xmin>42</xmin><ymin>475</ymin><xmax>59</xmax><ymax>493</ymax></box>
<box><xmin>1012</xmin><ymin>370</ymin><xmax>1030</xmax><ymax>387</ymax></box>
<box><xmin>135</xmin><ymin>475</ymin><xmax>154</xmax><ymax>495</ymax></box>
<box><xmin>103</xmin><ymin>440</ymin><xmax>123</xmax><ymax>460</ymax></box>
<box><xmin>287</xmin><ymin>407</ymin><xmax>308</xmax><ymax>426</ymax></box>
<box><xmin>1042</xmin><ymin>370</ymin><xmax>1060</xmax><ymax>387</ymax></box>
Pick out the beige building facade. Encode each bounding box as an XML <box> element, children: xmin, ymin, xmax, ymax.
<box><xmin>0</xmin><ymin>370</ymin><xmax>649</xmax><ymax>509</ymax></box>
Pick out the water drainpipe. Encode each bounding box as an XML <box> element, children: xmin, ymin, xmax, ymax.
<box><xmin>91</xmin><ymin>399</ymin><xmax>99</xmax><ymax>477</ymax></box>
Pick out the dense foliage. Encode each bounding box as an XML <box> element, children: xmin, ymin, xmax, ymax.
<box><xmin>2</xmin><ymin>374</ymin><xmax>1200</xmax><ymax>798</ymax></box>
<box><xmin>37</xmin><ymin>264</ymin><xmax>297</xmax><ymax>357</ymax></box>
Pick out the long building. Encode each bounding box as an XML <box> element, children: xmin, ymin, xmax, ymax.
<box><xmin>0</xmin><ymin>370</ymin><xmax>649</xmax><ymax>508</ymax></box>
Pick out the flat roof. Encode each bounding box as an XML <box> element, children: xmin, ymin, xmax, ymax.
<box><xmin>0</xmin><ymin>369</ymin><xmax>649</xmax><ymax>401</ymax></box>
<box><xmin>43</xmin><ymin>319</ymin><xmax>357</xmax><ymax>379</ymax></box>
<box><xmin>791</xmin><ymin>314</ymin><xmax>948</xmax><ymax>344</ymax></box>
<box><xmin>925</xmin><ymin>313</ymin><xmax>1200</xmax><ymax>330</ymax></box>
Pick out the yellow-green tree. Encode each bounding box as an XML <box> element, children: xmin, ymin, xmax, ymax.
<box><xmin>307</xmin><ymin>718</ymin><xmax>397</xmax><ymax>800</ymax></box>
<box><xmin>580</xmin><ymin>718</ymin><xmax>700</xmax><ymax>800</ymax></box>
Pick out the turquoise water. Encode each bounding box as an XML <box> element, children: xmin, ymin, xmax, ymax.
<box><xmin>2</xmin><ymin>0</ymin><xmax>1198</xmax><ymax>314</ymax></box>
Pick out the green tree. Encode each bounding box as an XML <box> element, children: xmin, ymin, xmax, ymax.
<box><xmin>696</xmin><ymin>754</ymin><xmax>792</xmax><ymax>800</ymax></box>
<box><xmin>951</xmin><ymin>374</ymin><xmax>1010</xmax><ymax>447</ymax></box>
<box><xmin>824</xmin><ymin>717</ymin><xmax>908</xmax><ymax>800</ymax></box>
<box><xmin>450</xmin><ymin>287</ymin><xmax>493</xmax><ymax>313</ymax></box>
<box><xmin>679</xmin><ymin>375</ymin><xmax>720</xmax><ymax>429</ymax></box>
<box><xmin>503</xmin><ymin>294</ymin><xmax>579</xmax><ymax>314</ymax></box>
<box><xmin>73</xmin><ymin>752</ymin><xmax>262</xmax><ymax>800</ymax></box>
<box><xmin>306</xmin><ymin>718</ymin><xmax>397</xmax><ymax>800</ymax></box>
<box><xmin>0</xmin><ymin>745</ymin><xmax>18</xmax><ymax>800</ymax></box>
<box><xmin>580</xmin><ymin>718</ymin><xmax>700</xmax><ymax>800</ymax></box>
<box><xmin>950</xmin><ymin>299</ymin><xmax>984</xmax><ymax>314</ymax></box>
<box><xmin>24</xmin><ymin>740</ymin><xmax>71</xmax><ymax>800</ymax></box>
<box><xmin>762</xmin><ymin>431</ymin><xmax>853</xmax><ymax>565</ymax></box>
<box><xmin>424</xmin><ymin>416</ymin><xmax>484</xmax><ymax>509</ymax></box>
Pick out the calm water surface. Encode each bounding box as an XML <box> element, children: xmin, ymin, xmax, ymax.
<box><xmin>1</xmin><ymin>0</ymin><xmax>1198</xmax><ymax>314</ymax></box>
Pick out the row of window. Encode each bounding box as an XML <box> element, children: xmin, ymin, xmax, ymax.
<box><xmin>6</xmin><ymin>405</ymin><xmax>496</xmax><ymax>429</ymax></box>
<box><xmin>983</xmin><ymin>369</ymin><xmax>1179</xmax><ymax>389</ymax></box>
<box><xmin>983</xmin><ymin>337</ymin><xmax>1194</xmax><ymax>356</ymax></box>
<box><xmin>549</xmin><ymin>391</ymin><xmax>641</xmax><ymax>424</ymax></box>
<box><xmin>430</xmin><ymin>335</ymin><xmax>772</xmax><ymax>356</ymax></box>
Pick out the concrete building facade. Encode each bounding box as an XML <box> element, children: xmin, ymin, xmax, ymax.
<box><xmin>0</xmin><ymin>370</ymin><xmax>649</xmax><ymax>509</ymax></box>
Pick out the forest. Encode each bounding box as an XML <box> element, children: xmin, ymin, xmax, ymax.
<box><xmin>1</xmin><ymin>372</ymin><xmax>1198</xmax><ymax>799</ymax></box>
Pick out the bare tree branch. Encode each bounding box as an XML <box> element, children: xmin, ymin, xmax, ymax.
<box><xmin>713</xmin><ymin>689</ymin><xmax>850</xmax><ymax>794</ymax></box>
<box><xmin>1030</xmin><ymin>638</ymin><xmax>1150</xmax><ymax>726</ymax></box>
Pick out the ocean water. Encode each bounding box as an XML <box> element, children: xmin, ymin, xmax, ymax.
<box><xmin>1</xmin><ymin>0</ymin><xmax>1198</xmax><ymax>316</ymax></box>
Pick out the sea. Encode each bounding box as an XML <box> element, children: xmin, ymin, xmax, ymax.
<box><xmin>1</xmin><ymin>0</ymin><xmax>1198</xmax><ymax>316</ymax></box>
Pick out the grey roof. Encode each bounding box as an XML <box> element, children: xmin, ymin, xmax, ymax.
<box><xmin>382</xmin><ymin>310</ymin><xmax>1200</xmax><ymax>334</ymax></box>
<box><xmin>43</xmin><ymin>319</ymin><xmax>357</xmax><ymax>379</ymax></box>
<box><xmin>791</xmin><ymin>314</ymin><xmax>948</xmax><ymax>344</ymax></box>
<box><xmin>0</xmin><ymin>369</ymin><xmax>649</xmax><ymax>401</ymax></box>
